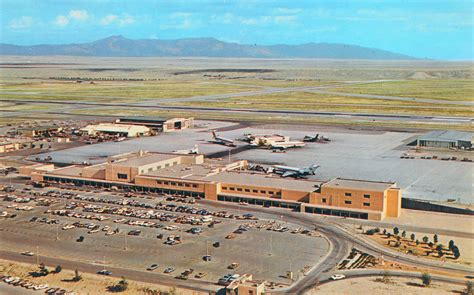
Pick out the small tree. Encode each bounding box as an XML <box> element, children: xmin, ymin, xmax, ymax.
<box><xmin>410</xmin><ymin>233</ymin><xmax>415</xmax><ymax>242</ymax></box>
<box><xmin>421</xmin><ymin>272</ymin><xmax>431</xmax><ymax>287</ymax></box>
<box><xmin>428</xmin><ymin>242</ymin><xmax>434</xmax><ymax>248</ymax></box>
<box><xmin>465</xmin><ymin>280</ymin><xmax>473</xmax><ymax>295</ymax></box>
<box><xmin>396</xmin><ymin>236</ymin><xmax>401</xmax><ymax>242</ymax></box>
<box><xmin>422</xmin><ymin>236</ymin><xmax>429</xmax><ymax>243</ymax></box>
<box><xmin>452</xmin><ymin>246</ymin><xmax>461</xmax><ymax>259</ymax></box>
<box><xmin>73</xmin><ymin>269</ymin><xmax>82</xmax><ymax>282</ymax></box>
<box><xmin>448</xmin><ymin>240</ymin><xmax>455</xmax><ymax>251</ymax></box>
<box><xmin>54</xmin><ymin>265</ymin><xmax>62</xmax><ymax>274</ymax></box>
<box><xmin>416</xmin><ymin>239</ymin><xmax>420</xmax><ymax>246</ymax></box>
<box><xmin>383</xmin><ymin>229</ymin><xmax>387</xmax><ymax>235</ymax></box>
<box><xmin>402</xmin><ymin>230</ymin><xmax>406</xmax><ymax>238</ymax></box>
<box><xmin>433</xmin><ymin>234</ymin><xmax>438</xmax><ymax>244</ymax></box>
<box><xmin>393</xmin><ymin>227</ymin><xmax>399</xmax><ymax>236</ymax></box>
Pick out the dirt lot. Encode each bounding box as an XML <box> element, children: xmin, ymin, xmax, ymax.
<box><xmin>0</xmin><ymin>258</ymin><xmax>203</xmax><ymax>294</ymax></box>
<box><xmin>309</xmin><ymin>276</ymin><xmax>467</xmax><ymax>295</ymax></box>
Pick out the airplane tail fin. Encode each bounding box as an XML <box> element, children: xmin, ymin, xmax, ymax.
<box><xmin>311</xmin><ymin>164</ymin><xmax>320</xmax><ymax>174</ymax></box>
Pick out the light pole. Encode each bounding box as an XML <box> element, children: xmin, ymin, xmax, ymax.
<box><xmin>36</xmin><ymin>246</ymin><xmax>39</xmax><ymax>265</ymax></box>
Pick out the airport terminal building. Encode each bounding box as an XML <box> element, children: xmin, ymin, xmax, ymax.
<box><xmin>21</xmin><ymin>151</ymin><xmax>401</xmax><ymax>221</ymax></box>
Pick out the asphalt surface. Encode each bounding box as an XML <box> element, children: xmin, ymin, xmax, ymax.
<box><xmin>0</xmin><ymin>99</ymin><xmax>471</xmax><ymax>126</ymax></box>
<box><xmin>200</xmin><ymin>200</ymin><xmax>474</xmax><ymax>294</ymax></box>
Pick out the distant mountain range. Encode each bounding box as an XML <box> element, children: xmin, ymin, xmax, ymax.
<box><xmin>0</xmin><ymin>35</ymin><xmax>415</xmax><ymax>60</ymax></box>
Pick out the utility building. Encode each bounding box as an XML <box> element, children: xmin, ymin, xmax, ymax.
<box><xmin>81</xmin><ymin>123</ymin><xmax>151</xmax><ymax>137</ymax></box>
<box><xmin>416</xmin><ymin>130</ymin><xmax>472</xmax><ymax>149</ymax></box>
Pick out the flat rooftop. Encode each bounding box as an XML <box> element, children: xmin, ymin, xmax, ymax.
<box><xmin>112</xmin><ymin>153</ymin><xmax>181</xmax><ymax>167</ymax></box>
<box><xmin>205</xmin><ymin>171</ymin><xmax>322</xmax><ymax>191</ymax></box>
<box><xmin>323</xmin><ymin>178</ymin><xmax>394</xmax><ymax>192</ymax></box>
<box><xmin>142</xmin><ymin>163</ymin><xmax>218</xmax><ymax>180</ymax></box>
<box><xmin>418</xmin><ymin>130</ymin><xmax>472</xmax><ymax>142</ymax></box>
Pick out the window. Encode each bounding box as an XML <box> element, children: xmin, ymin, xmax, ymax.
<box><xmin>364</xmin><ymin>194</ymin><xmax>370</xmax><ymax>198</ymax></box>
<box><xmin>117</xmin><ymin>173</ymin><xmax>127</xmax><ymax>179</ymax></box>
<box><xmin>165</xmin><ymin>163</ymin><xmax>169</xmax><ymax>168</ymax></box>
<box><xmin>222</xmin><ymin>187</ymin><xmax>228</xmax><ymax>190</ymax></box>
<box><xmin>164</xmin><ymin>181</ymin><xmax>169</xmax><ymax>185</ymax></box>
<box><xmin>156</xmin><ymin>180</ymin><xmax>162</xmax><ymax>184</ymax></box>
<box><xmin>322</xmin><ymin>198</ymin><xmax>326</xmax><ymax>203</ymax></box>
<box><xmin>178</xmin><ymin>183</ymin><xmax>183</xmax><ymax>187</ymax></box>
<box><xmin>253</xmin><ymin>189</ymin><xmax>258</xmax><ymax>193</ymax></box>
<box><xmin>140</xmin><ymin>170</ymin><xmax>144</xmax><ymax>173</ymax></box>
<box><xmin>148</xmin><ymin>168</ymin><xmax>152</xmax><ymax>172</ymax></box>
<box><xmin>185</xmin><ymin>184</ymin><xmax>190</xmax><ymax>187</ymax></box>
<box><xmin>245</xmin><ymin>189</ymin><xmax>250</xmax><ymax>192</ymax></box>
<box><xmin>345</xmin><ymin>192</ymin><xmax>352</xmax><ymax>197</ymax></box>
<box><xmin>344</xmin><ymin>200</ymin><xmax>352</xmax><ymax>205</ymax></box>
<box><xmin>363</xmin><ymin>202</ymin><xmax>370</xmax><ymax>206</ymax></box>
<box><xmin>268</xmin><ymin>191</ymin><xmax>274</xmax><ymax>195</ymax></box>
<box><xmin>171</xmin><ymin>182</ymin><xmax>176</xmax><ymax>186</ymax></box>
<box><xmin>192</xmin><ymin>184</ymin><xmax>198</xmax><ymax>188</ymax></box>
<box><xmin>237</xmin><ymin>188</ymin><xmax>242</xmax><ymax>191</ymax></box>
<box><xmin>260</xmin><ymin>190</ymin><xmax>266</xmax><ymax>194</ymax></box>
<box><xmin>230</xmin><ymin>187</ymin><xmax>235</xmax><ymax>191</ymax></box>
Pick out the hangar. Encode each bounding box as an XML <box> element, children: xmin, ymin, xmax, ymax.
<box><xmin>81</xmin><ymin>123</ymin><xmax>151</xmax><ymax>138</ymax></box>
<box><xmin>116</xmin><ymin>117</ymin><xmax>194</xmax><ymax>132</ymax></box>
<box><xmin>416</xmin><ymin>130</ymin><xmax>472</xmax><ymax>149</ymax></box>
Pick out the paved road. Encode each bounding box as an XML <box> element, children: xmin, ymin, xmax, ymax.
<box><xmin>200</xmin><ymin>201</ymin><xmax>474</xmax><ymax>294</ymax></box>
<box><xmin>0</xmin><ymin>250</ymin><xmax>217</xmax><ymax>293</ymax></box>
<box><xmin>0</xmin><ymin>99</ymin><xmax>471</xmax><ymax>126</ymax></box>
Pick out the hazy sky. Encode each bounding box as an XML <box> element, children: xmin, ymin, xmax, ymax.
<box><xmin>1</xmin><ymin>0</ymin><xmax>472</xmax><ymax>60</ymax></box>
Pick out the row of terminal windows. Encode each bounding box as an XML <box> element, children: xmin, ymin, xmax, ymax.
<box><xmin>156</xmin><ymin>180</ymin><xmax>198</xmax><ymax>188</ymax></box>
<box><xmin>321</xmin><ymin>198</ymin><xmax>370</xmax><ymax>207</ymax></box>
<box><xmin>117</xmin><ymin>173</ymin><xmax>128</xmax><ymax>179</ymax></box>
<box><xmin>344</xmin><ymin>192</ymin><xmax>371</xmax><ymax>198</ymax></box>
<box><xmin>221</xmin><ymin>186</ymin><xmax>278</xmax><ymax>196</ymax></box>
<box><xmin>141</xmin><ymin>161</ymin><xmax>179</xmax><ymax>174</ymax></box>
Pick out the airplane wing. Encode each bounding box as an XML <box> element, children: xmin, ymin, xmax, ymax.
<box><xmin>282</xmin><ymin>171</ymin><xmax>297</xmax><ymax>178</ymax></box>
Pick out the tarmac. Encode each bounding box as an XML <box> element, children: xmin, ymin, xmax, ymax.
<box><xmin>34</xmin><ymin>121</ymin><xmax>473</xmax><ymax>204</ymax></box>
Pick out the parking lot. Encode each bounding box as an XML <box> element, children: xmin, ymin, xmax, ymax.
<box><xmin>0</xmin><ymin>184</ymin><xmax>329</xmax><ymax>287</ymax></box>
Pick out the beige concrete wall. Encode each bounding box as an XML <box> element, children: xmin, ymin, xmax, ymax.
<box><xmin>319</xmin><ymin>187</ymin><xmax>385</xmax><ymax>212</ymax></box>
<box><xmin>386</xmin><ymin>187</ymin><xmax>401</xmax><ymax>218</ymax></box>
<box><xmin>204</xmin><ymin>183</ymin><xmax>218</xmax><ymax>200</ymax></box>
<box><xmin>19</xmin><ymin>164</ymin><xmax>55</xmax><ymax>176</ymax></box>
<box><xmin>105</xmin><ymin>164</ymin><xmax>137</xmax><ymax>182</ymax></box>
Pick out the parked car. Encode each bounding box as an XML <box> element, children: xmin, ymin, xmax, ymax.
<box><xmin>21</xmin><ymin>251</ymin><xmax>34</xmax><ymax>256</ymax></box>
<box><xmin>76</xmin><ymin>236</ymin><xmax>84</xmax><ymax>242</ymax></box>
<box><xmin>147</xmin><ymin>264</ymin><xmax>159</xmax><ymax>271</ymax></box>
<box><xmin>164</xmin><ymin>267</ymin><xmax>175</xmax><ymax>274</ymax></box>
<box><xmin>330</xmin><ymin>274</ymin><xmax>346</xmax><ymax>280</ymax></box>
<box><xmin>97</xmin><ymin>270</ymin><xmax>112</xmax><ymax>276</ymax></box>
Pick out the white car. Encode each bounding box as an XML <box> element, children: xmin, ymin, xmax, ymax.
<box><xmin>21</xmin><ymin>251</ymin><xmax>34</xmax><ymax>256</ymax></box>
<box><xmin>330</xmin><ymin>274</ymin><xmax>346</xmax><ymax>280</ymax></box>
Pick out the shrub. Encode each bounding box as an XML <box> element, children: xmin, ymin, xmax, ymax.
<box><xmin>55</xmin><ymin>265</ymin><xmax>62</xmax><ymax>274</ymax></box>
<box><xmin>421</xmin><ymin>272</ymin><xmax>431</xmax><ymax>287</ymax></box>
<box><xmin>393</xmin><ymin>227</ymin><xmax>399</xmax><ymax>236</ymax></box>
<box><xmin>465</xmin><ymin>280</ymin><xmax>473</xmax><ymax>295</ymax></box>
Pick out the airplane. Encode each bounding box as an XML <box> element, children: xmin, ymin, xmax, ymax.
<box><xmin>303</xmin><ymin>133</ymin><xmax>330</xmax><ymax>143</ymax></box>
<box><xmin>269</xmin><ymin>164</ymin><xmax>320</xmax><ymax>178</ymax></box>
<box><xmin>173</xmin><ymin>144</ymin><xmax>199</xmax><ymax>155</ymax></box>
<box><xmin>269</xmin><ymin>141</ymin><xmax>305</xmax><ymax>149</ymax></box>
<box><xmin>210</xmin><ymin>131</ymin><xmax>236</xmax><ymax>147</ymax></box>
